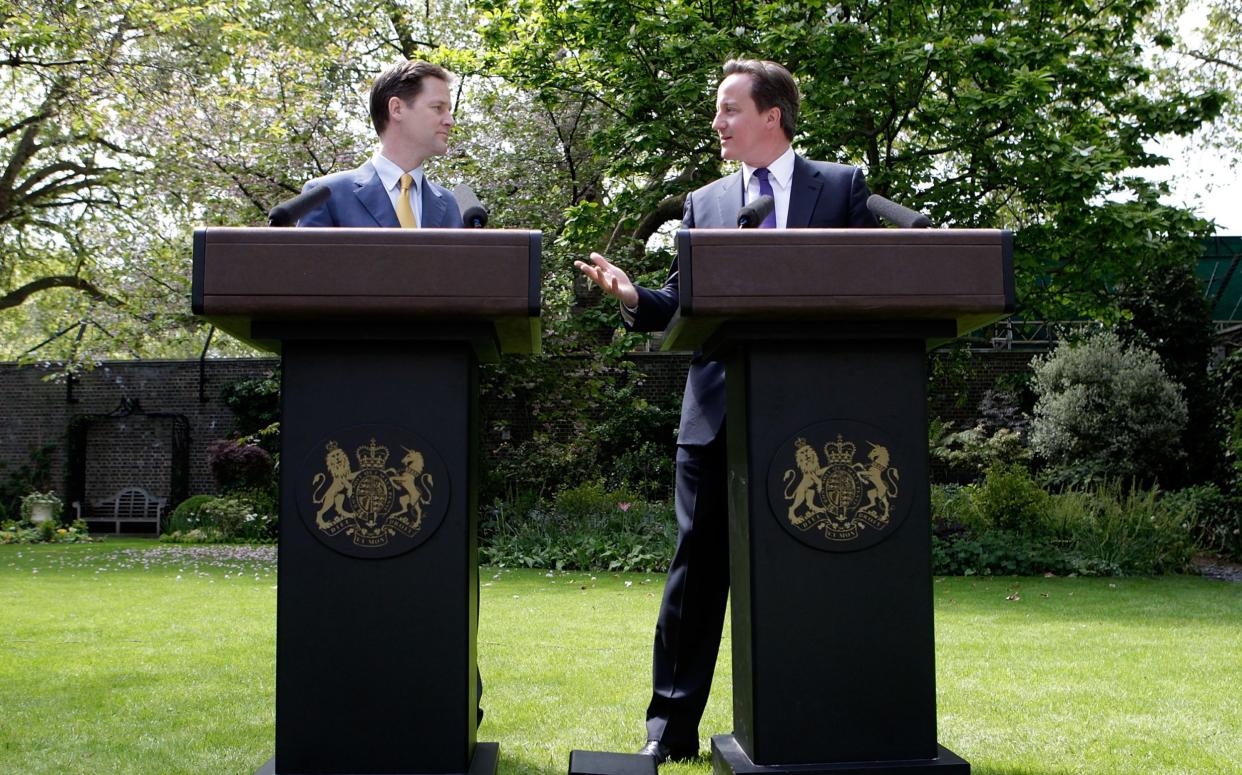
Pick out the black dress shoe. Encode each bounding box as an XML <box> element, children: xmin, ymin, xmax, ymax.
<box><xmin>637</xmin><ymin>741</ymin><xmax>697</xmax><ymax>764</ymax></box>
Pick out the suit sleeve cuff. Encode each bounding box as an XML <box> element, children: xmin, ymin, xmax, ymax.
<box><xmin>619</xmin><ymin>299</ymin><xmax>638</xmax><ymax>326</ymax></box>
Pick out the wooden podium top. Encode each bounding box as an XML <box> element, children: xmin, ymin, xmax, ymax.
<box><xmin>192</xmin><ymin>227</ymin><xmax>541</xmax><ymax>356</ymax></box>
<box><xmin>662</xmin><ymin>228</ymin><xmax>1014</xmax><ymax>351</ymax></box>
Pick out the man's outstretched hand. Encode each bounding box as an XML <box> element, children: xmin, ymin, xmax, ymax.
<box><xmin>574</xmin><ymin>252</ymin><xmax>639</xmax><ymax>309</ymax></box>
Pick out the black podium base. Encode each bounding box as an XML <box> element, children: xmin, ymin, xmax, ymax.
<box><xmin>711</xmin><ymin>736</ymin><xmax>968</xmax><ymax>775</ymax></box>
<box><xmin>256</xmin><ymin>742</ymin><xmax>499</xmax><ymax>775</ymax></box>
<box><xmin>567</xmin><ymin>749</ymin><xmax>658</xmax><ymax>775</ymax></box>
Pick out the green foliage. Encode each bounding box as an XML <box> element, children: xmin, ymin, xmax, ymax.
<box><xmin>0</xmin><ymin>445</ymin><xmax>54</xmax><ymax>524</ymax></box>
<box><xmin>1047</xmin><ymin>483</ymin><xmax>1198</xmax><ymax>576</ymax></box>
<box><xmin>166</xmin><ymin>495</ymin><xmax>217</xmax><ymax>534</ymax></box>
<box><xmin>162</xmin><ymin>494</ymin><xmax>276</xmax><ymax>543</ymax></box>
<box><xmin>221</xmin><ymin>370</ymin><xmax>280</xmax><ymax>451</ymax></box>
<box><xmin>932</xmin><ymin>390</ymin><xmax>1034</xmax><ymax>483</ymax></box>
<box><xmin>19</xmin><ymin>490</ymin><xmax>63</xmax><ymax>523</ymax></box>
<box><xmin>480</xmin><ymin>483</ymin><xmax>676</xmax><ymax>572</ymax></box>
<box><xmin>1210</xmin><ymin>353</ymin><xmax>1242</xmax><ymax>559</ymax></box>
<box><xmin>1148</xmin><ymin>0</ymin><xmax>1242</xmax><ymax>170</ymax></box>
<box><xmin>1115</xmin><ymin>258</ymin><xmax>1221</xmax><ymax>487</ymax></box>
<box><xmin>972</xmin><ymin>463</ymin><xmax>1051</xmax><ymax>535</ymax></box>
<box><xmin>0</xmin><ymin>518</ymin><xmax>94</xmax><ymax>545</ymax></box>
<box><xmin>932</xmin><ymin>424</ymin><xmax>1032</xmax><ymax>480</ymax></box>
<box><xmin>929</xmin><ymin>346</ymin><xmax>974</xmax><ymax>410</ymax></box>
<box><xmin>932</xmin><ymin>530</ymin><xmax>1074</xmax><ymax>577</ymax></box>
<box><xmin>481</xmin><ymin>0</ymin><xmax>1220</xmax><ymax>322</ymax></box>
<box><xmin>931</xmin><ymin>477</ymin><xmax>1199</xmax><ymax>576</ymax></box>
<box><xmin>1160</xmin><ymin>483</ymin><xmax>1241</xmax><ymax>560</ymax></box>
<box><xmin>481</xmin><ymin>358</ymin><xmax>678</xmax><ymax>502</ymax></box>
<box><xmin>1031</xmin><ymin>331</ymin><xmax>1188</xmax><ymax>487</ymax></box>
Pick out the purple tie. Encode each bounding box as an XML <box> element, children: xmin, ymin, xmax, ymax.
<box><xmin>754</xmin><ymin>167</ymin><xmax>777</xmax><ymax>228</ymax></box>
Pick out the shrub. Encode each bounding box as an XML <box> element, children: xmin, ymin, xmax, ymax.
<box><xmin>1161</xmin><ymin>484</ymin><xmax>1241</xmax><ymax>560</ymax></box>
<box><xmin>0</xmin><ymin>445</ymin><xmax>54</xmax><ymax>525</ymax></box>
<box><xmin>222</xmin><ymin>371</ymin><xmax>280</xmax><ymax>453</ymax></box>
<box><xmin>1030</xmin><ymin>331</ymin><xmax>1187</xmax><ymax>488</ymax></box>
<box><xmin>160</xmin><ymin>528</ymin><xmax>225</xmax><ymax>544</ymax></box>
<box><xmin>1115</xmin><ymin>259</ymin><xmax>1221</xmax><ymax>487</ymax></box>
<box><xmin>932</xmin><ymin>424</ymin><xmax>1031</xmax><ymax>479</ymax></box>
<box><xmin>1048</xmin><ymin>482</ymin><xmax>1197</xmax><ymax>575</ymax></box>
<box><xmin>931</xmin><ymin>478</ymin><xmax>1198</xmax><ymax>576</ymax></box>
<box><xmin>0</xmin><ymin>518</ymin><xmax>95</xmax><ymax>545</ymax></box>
<box><xmin>167</xmin><ymin>495</ymin><xmax>217</xmax><ymax>533</ymax></box>
<box><xmin>479</xmin><ymin>483</ymin><xmax>676</xmax><ymax>572</ymax></box>
<box><xmin>932</xmin><ymin>530</ymin><xmax>1074</xmax><ymax>576</ymax></box>
<box><xmin>161</xmin><ymin>494</ymin><xmax>276</xmax><ymax>543</ymax></box>
<box><xmin>207</xmin><ymin>440</ymin><xmax>275</xmax><ymax>492</ymax></box>
<box><xmin>972</xmin><ymin>463</ymin><xmax>1051</xmax><ymax>535</ymax></box>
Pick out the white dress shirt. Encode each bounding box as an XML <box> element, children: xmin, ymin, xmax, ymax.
<box><xmin>620</xmin><ymin>145</ymin><xmax>797</xmax><ymax>320</ymax></box>
<box><xmin>740</xmin><ymin>144</ymin><xmax>795</xmax><ymax>229</ymax></box>
<box><xmin>371</xmin><ymin>151</ymin><xmax>425</xmax><ymax>225</ymax></box>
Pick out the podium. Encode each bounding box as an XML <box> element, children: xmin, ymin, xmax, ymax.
<box><xmin>661</xmin><ymin>228</ymin><xmax>1013</xmax><ymax>774</ymax></box>
<box><xmin>192</xmin><ymin>227</ymin><xmax>541</xmax><ymax>775</ymax></box>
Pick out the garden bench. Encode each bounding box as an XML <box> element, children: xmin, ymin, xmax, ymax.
<box><xmin>84</xmin><ymin>487</ymin><xmax>166</xmax><ymax>535</ymax></box>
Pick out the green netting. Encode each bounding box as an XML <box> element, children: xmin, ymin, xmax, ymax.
<box><xmin>1196</xmin><ymin>237</ymin><xmax>1242</xmax><ymax>321</ymax></box>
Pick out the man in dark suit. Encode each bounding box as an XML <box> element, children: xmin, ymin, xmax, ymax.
<box><xmin>298</xmin><ymin>59</ymin><xmax>463</xmax><ymax>228</ymax></box>
<box><xmin>296</xmin><ymin>59</ymin><xmax>482</xmax><ymax>726</ymax></box>
<box><xmin>575</xmin><ymin>59</ymin><xmax>878</xmax><ymax>765</ymax></box>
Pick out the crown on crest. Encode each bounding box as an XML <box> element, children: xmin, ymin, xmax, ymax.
<box><xmin>356</xmin><ymin>438</ymin><xmax>390</xmax><ymax>468</ymax></box>
<box><xmin>823</xmin><ymin>434</ymin><xmax>856</xmax><ymax>464</ymax></box>
<box><xmin>325</xmin><ymin>441</ymin><xmax>339</xmax><ymax>452</ymax></box>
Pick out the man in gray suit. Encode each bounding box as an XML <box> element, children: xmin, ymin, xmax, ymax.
<box><xmin>576</xmin><ymin>59</ymin><xmax>878</xmax><ymax>765</ymax></box>
<box><xmin>298</xmin><ymin>60</ymin><xmax>463</xmax><ymax>229</ymax></box>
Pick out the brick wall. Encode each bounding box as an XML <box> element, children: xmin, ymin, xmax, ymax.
<box><xmin>0</xmin><ymin>359</ymin><xmax>278</xmax><ymax>510</ymax></box>
<box><xmin>0</xmin><ymin>348</ymin><xmax>1036</xmax><ymax>511</ymax></box>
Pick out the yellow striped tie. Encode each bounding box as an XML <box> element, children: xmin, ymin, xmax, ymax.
<box><xmin>397</xmin><ymin>173</ymin><xmax>419</xmax><ymax>228</ymax></box>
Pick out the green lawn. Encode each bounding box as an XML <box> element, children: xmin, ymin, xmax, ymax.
<box><xmin>1</xmin><ymin>540</ymin><xmax>1239</xmax><ymax>774</ymax></box>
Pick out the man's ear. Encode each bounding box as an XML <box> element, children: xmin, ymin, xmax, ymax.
<box><xmin>766</xmin><ymin>106</ymin><xmax>782</xmax><ymax>132</ymax></box>
<box><xmin>388</xmin><ymin>95</ymin><xmax>405</xmax><ymax>123</ymax></box>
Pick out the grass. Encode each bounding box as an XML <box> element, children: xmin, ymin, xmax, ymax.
<box><xmin>0</xmin><ymin>540</ymin><xmax>1239</xmax><ymax>774</ymax></box>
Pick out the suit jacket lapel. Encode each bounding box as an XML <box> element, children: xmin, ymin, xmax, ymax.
<box><xmin>422</xmin><ymin>182</ymin><xmax>449</xmax><ymax>228</ymax></box>
<box><xmin>352</xmin><ymin>163</ymin><xmax>399</xmax><ymax>227</ymax></box>
<box><xmin>710</xmin><ymin>170</ymin><xmax>745</xmax><ymax>228</ymax></box>
<box><xmin>787</xmin><ymin>154</ymin><xmax>824</xmax><ymax>228</ymax></box>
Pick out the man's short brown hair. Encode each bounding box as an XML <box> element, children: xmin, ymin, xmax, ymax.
<box><xmin>369</xmin><ymin>60</ymin><xmax>452</xmax><ymax>136</ymax></box>
<box><xmin>722</xmin><ymin>59</ymin><xmax>800</xmax><ymax>141</ymax></box>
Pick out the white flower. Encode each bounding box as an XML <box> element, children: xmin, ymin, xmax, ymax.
<box><xmin>924</xmin><ymin>42</ymin><xmax>934</xmax><ymax>52</ymax></box>
<box><xmin>968</xmin><ymin>34</ymin><xmax>985</xmax><ymax>45</ymax></box>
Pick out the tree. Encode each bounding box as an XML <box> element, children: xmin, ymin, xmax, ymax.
<box><xmin>1115</xmin><ymin>258</ymin><xmax>1223</xmax><ymax>487</ymax></box>
<box><xmin>1149</xmin><ymin>0</ymin><xmax>1242</xmax><ymax>185</ymax></box>
<box><xmin>1030</xmin><ymin>331</ymin><xmax>1188</xmax><ymax>487</ymax></box>
<box><xmin>479</xmin><ymin>0</ymin><xmax>1224</xmax><ymax>320</ymax></box>
<box><xmin>0</xmin><ymin>0</ymin><xmax>586</xmax><ymax>365</ymax></box>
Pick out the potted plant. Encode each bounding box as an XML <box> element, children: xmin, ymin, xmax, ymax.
<box><xmin>21</xmin><ymin>491</ymin><xmax>63</xmax><ymax>524</ymax></box>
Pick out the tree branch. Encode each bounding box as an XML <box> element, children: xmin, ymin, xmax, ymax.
<box><xmin>0</xmin><ymin>275</ymin><xmax>122</xmax><ymax>311</ymax></box>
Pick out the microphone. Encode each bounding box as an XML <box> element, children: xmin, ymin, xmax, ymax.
<box><xmin>268</xmin><ymin>186</ymin><xmax>331</xmax><ymax>227</ymax></box>
<box><xmin>866</xmin><ymin>194</ymin><xmax>931</xmax><ymax>228</ymax></box>
<box><xmin>737</xmin><ymin>195</ymin><xmax>775</xmax><ymax>228</ymax></box>
<box><xmin>453</xmin><ymin>183</ymin><xmax>488</xmax><ymax>228</ymax></box>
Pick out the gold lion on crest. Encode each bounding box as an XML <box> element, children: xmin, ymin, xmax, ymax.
<box><xmin>312</xmin><ymin>442</ymin><xmax>357</xmax><ymax>527</ymax></box>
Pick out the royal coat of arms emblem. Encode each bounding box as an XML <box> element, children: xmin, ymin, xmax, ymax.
<box><xmin>767</xmin><ymin>421</ymin><xmax>910</xmax><ymax>551</ymax></box>
<box><xmin>298</xmin><ymin>427</ymin><xmax>449</xmax><ymax>558</ymax></box>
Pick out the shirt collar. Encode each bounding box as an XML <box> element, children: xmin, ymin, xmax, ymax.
<box><xmin>741</xmin><ymin>145</ymin><xmax>796</xmax><ymax>190</ymax></box>
<box><xmin>371</xmin><ymin>150</ymin><xmax>424</xmax><ymax>193</ymax></box>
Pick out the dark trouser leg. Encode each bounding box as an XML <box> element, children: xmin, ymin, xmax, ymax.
<box><xmin>645</xmin><ymin>434</ymin><xmax>730</xmax><ymax>752</ymax></box>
